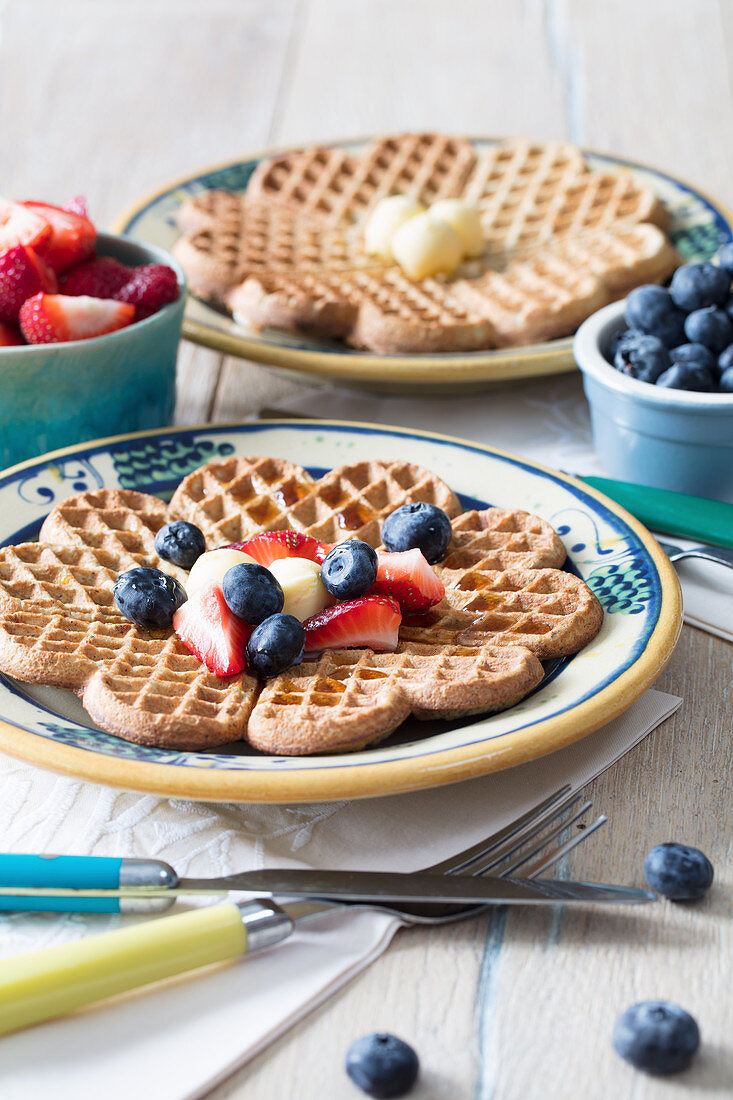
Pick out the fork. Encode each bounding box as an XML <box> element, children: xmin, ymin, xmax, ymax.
<box><xmin>658</xmin><ymin>539</ymin><xmax>733</xmax><ymax>571</ymax></box>
<box><xmin>317</xmin><ymin>783</ymin><xmax>608</xmax><ymax>926</ymax></box>
<box><xmin>0</xmin><ymin>788</ymin><xmax>640</xmax><ymax>1038</ymax></box>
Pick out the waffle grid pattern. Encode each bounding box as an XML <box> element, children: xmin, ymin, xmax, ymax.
<box><xmin>247</xmin><ymin>642</ymin><xmax>543</xmax><ymax>753</ymax></box>
<box><xmin>0</xmin><ymin>457</ymin><xmax>603</xmax><ymax>753</ymax></box>
<box><xmin>169</xmin><ymin>458</ymin><xmax>462</xmax><ymax>547</ymax></box>
<box><xmin>173</xmin><ymin>133</ymin><xmax>677</xmax><ymax>353</ymax></box>
<box><xmin>245</xmin><ymin>134</ymin><xmax>478</xmax><ymax>225</ymax></box>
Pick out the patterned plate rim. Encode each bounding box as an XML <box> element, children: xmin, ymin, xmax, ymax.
<box><xmin>0</xmin><ymin>419</ymin><xmax>682</xmax><ymax>802</ymax></box>
<box><xmin>112</xmin><ymin>135</ymin><xmax>733</xmax><ymax>385</ymax></box>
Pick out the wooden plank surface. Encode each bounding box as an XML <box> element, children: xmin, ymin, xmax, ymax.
<box><xmin>1</xmin><ymin>2</ymin><xmax>731</xmax><ymax>1097</ymax></box>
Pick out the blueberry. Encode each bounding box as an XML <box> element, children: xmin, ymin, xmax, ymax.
<box><xmin>613</xmin><ymin>333</ymin><xmax>669</xmax><ymax>383</ymax></box>
<box><xmin>669</xmin><ymin>342</ymin><xmax>717</xmax><ymax>374</ymax></box>
<box><xmin>670</xmin><ymin>261</ymin><xmax>730</xmax><ymax>311</ymax></box>
<box><xmin>717</xmin><ymin>343</ymin><xmax>733</xmax><ymax>377</ymax></box>
<box><xmin>643</xmin><ymin>842</ymin><xmax>714</xmax><ymax>900</ymax></box>
<box><xmin>154</xmin><ymin>521</ymin><xmax>206</xmax><ymax>570</ymax></box>
<box><xmin>724</xmin><ymin>294</ymin><xmax>733</xmax><ymax>324</ymax></box>
<box><xmin>345</xmin><ymin>1033</ymin><xmax>419</xmax><ymax>1098</ymax></box>
<box><xmin>719</xmin><ymin>366</ymin><xmax>733</xmax><ymax>392</ymax></box>
<box><xmin>245</xmin><ymin>613</ymin><xmax>304</xmax><ymax>678</ymax></box>
<box><xmin>321</xmin><ymin>540</ymin><xmax>378</xmax><ymax>600</ymax></box>
<box><xmin>222</xmin><ymin>563</ymin><xmax>284</xmax><ymax>625</ymax></box>
<box><xmin>381</xmin><ymin>502</ymin><xmax>452</xmax><ymax>564</ymax></box>
<box><xmin>113</xmin><ymin>566</ymin><xmax>186</xmax><ymax>630</ymax></box>
<box><xmin>613</xmin><ymin>1001</ymin><xmax>700</xmax><ymax>1074</ymax></box>
<box><xmin>683</xmin><ymin>306</ymin><xmax>733</xmax><ymax>353</ymax></box>
<box><xmin>656</xmin><ymin>362</ymin><xmax>715</xmax><ymax>392</ymax></box>
<box><xmin>606</xmin><ymin>326</ymin><xmax>638</xmax><ymax>361</ymax></box>
<box><xmin>716</xmin><ymin>242</ymin><xmax>733</xmax><ymax>277</ymax></box>
<box><xmin>624</xmin><ymin>285</ymin><xmax>686</xmax><ymax>348</ymax></box>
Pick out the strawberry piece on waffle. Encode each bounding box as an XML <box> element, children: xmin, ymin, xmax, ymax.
<box><xmin>303</xmin><ymin>595</ymin><xmax>401</xmax><ymax>654</ymax></box>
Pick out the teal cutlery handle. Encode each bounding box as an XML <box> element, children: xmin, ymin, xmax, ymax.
<box><xmin>0</xmin><ymin>855</ymin><xmax>177</xmax><ymax>914</ymax></box>
<box><xmin>581</xmin><ymin>476</ymin><xmax>733</xmax><ymax>549</ymax></box>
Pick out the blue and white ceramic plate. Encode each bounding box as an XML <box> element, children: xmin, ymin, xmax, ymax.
<box><xmin>0</xmin><ymin>420</ymin><xmax>681</xmax><ymax>802</ymax></box>
<box><xmin>114</xmin><ymin>138</ymin><xmax>733</xmax><ymax>393</ymax></box>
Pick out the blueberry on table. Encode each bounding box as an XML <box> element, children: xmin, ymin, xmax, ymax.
<box><xmin>321</xmin><ymin>540</ymin><xmax>378</xmax><ymax>600</ymax></box>
<box><xmin>245</xmin><ymin>612</ymin><xmax>305</xmax><ymax>678</ymax></box>
<box><xmin>613</xmin><ymin>333</ymin><xmax>669</xmax><ymax>383</ymax></box>
<box><xmin>613</xmin><ymin>1001</ymin><xmax>700</xmax><ymax>1074</ymax></box>
<box><xmin>222</xmin><ymin>562</ymin><xmax>284</xmax><ymax>624</ymax></box>
<box><xmin>381</xmin><ymin>502</ymin><xmax>452</xmax><ymax>564</ymax></box>
<box><xmin>154</xmin><ymin>521</ymin><xmax>206</xmax><ymax>570</ymax></box>
<box><xmin>683</xmin><ymin>306</ymin><xmax>733</xmax><ymax>353</ymax></box>
<box><xmin>643</xmin><ymin>842</ymin><xmax>714</xmax><ymax>900</ymax></box>
<box><xmin>670</xmin><ymin>261</ymin><xmax>730</xmax><ymax>311</ymax></box>
<box><xmin>345</xmin><ymin>1033</ymin><xmax>420</xmax><ymax>1098</ymax></box>
<box><xmin>717</xmin><ymin>242</ymin><xmax>733</xmax><ymax>276</ymax></box>
<box><xmin>624</xmin><ymin>285</ymin><xmax>686</xmax><ymax>348</ymax></box>
<box><xmin>113</xmin><ymin>567</ymin><xmax>187</xmax><ymax>630</ymax></box>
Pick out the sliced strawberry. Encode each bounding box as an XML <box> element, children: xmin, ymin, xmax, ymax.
<box><xmin>173</xmin><ymin>583</ymin><xmax>252</xmax><ymax>677</ymax></box>
<box><xmin>303</xmin><ymin>595</ymin><xmax>401</xmax><ymax>654</ymax></box>
<box><xmin>117</xmin><ymin>263</ymin><xmax>179</xmax><ymax>318</ymax></box>
<box><xmin>62</xmin><ymin>195</ymin><xmax>89</xmax><ymax>219</ymax></box>
<box><xmin>231</xmin><ymin>530</ymin><xmax>331</xmax><ymax>567</ymax></box>
<box><xmin>61</xmin><ymin>256</ymin><xmax>133</xmax><ymax>298</ymax></box>
<box><xmin>0</xmin><ymin>198</ymin><xmax>51</xmax><ymax>253</ymax></box>
<box><xmin>0</xmin><ymin>245</ymin><xmax>58</xmax><ymax>321</ymax></box>
<box><xmin>372</xmin><ymin>548</ymin><xmax>445</xmax><ymax>611</ymax></box>
<box><xmin>22</xmin><ymin>201</ymin><xmax>96</xmax><ymax>272</ymax></box>
<box><xmin>0</xmin><ymin>322</ymin><xmax>24</xmax><ymax>347</ymax></box>
<box><xmin>19</xmin><ymin>293</ymin><xmax>135</xmax><ymax>344</ymax></box>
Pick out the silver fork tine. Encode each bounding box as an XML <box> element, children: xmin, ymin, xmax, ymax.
<box><xmin>520</xmin><ymin>815</ymin><xmax>607</xmax><ymax>878</ymax></box>
<box><xmin>496</xmin><ymin>801</ymin><xmax>595</xmax><ymax>876</ymax></box>
<box><xmin>424</xmin><ymin>784</ymin><xmax>572</xmax><ymax>875</ymax></box>
<box><xmin>457</xmin><ymin>793</ymin><xmax>587</xmax><ymax>877</ymax></box>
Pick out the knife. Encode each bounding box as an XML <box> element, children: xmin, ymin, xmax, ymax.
<box><xmin>576</xmin><ymin>475</ymin><xmax>733</xmax><ymax>549</ymax></box>
<box><xmin>0</xmin><ymin>878</ymin><xmax>653</xmax><ymax>1038</ymax></box>
<box><xmin>0</xmin><ymin>855</ymin><xmax>654</xmax><ymax>911</ymax></box>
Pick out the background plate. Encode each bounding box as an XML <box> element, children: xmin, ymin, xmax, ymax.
<box><xmin>0</xmin><ymin>420</ymin><xmax>681</xmax><ymax>802</ymax></box>
<box><xmin>114</xmin><ymin>138</ymin><xmax>733</xmax><ymax>393</ymax></box>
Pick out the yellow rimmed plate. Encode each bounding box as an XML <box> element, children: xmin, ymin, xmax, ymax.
<box><xmin>0</xmin><ymin>419</ymin><xmax>681</xmax><ymax>802</ymax></box>
<box><xmin>113</xmin><ymin>137</ymin><xmax>733</xmax><ymax>393</ymax></box>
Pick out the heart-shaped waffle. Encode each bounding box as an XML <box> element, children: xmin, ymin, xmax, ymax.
<box><xmin>0</xmin><ymin>458</ymin><xmax>602</xmax><ymax>754</ymax></box>
<box><xmin>173</xmin><ymin>133</ymin><xmax>678</xmax><ymax>353</ymax></box>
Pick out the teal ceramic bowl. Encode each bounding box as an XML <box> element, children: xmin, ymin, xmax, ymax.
<box><xmin>574</xmin><ymin>301</ymin><xmax>733</xmax><ymax>502</ymax></box>
<box><xmin>0</xmin><ymin>233</ymin><xmax>185</xmax><ymax>468</ymax></box>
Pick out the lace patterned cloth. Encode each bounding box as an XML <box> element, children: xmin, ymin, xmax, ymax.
<box><xmin>0</xmin><ymin>690</ymin><xmax>679</xmax><ymax>1100</ymax></box>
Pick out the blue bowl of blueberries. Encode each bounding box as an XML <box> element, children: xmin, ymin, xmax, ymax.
<box><xmin>573</xmin><ymin>246</ymin><xmax>733</xmax><ymax>501</ymax></box>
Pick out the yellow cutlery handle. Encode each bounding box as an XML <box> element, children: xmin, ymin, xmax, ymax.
<box><xmin>0</xmin><ymin>900</ymin><xmax>291</xmax><ymax>1037</ymax></box>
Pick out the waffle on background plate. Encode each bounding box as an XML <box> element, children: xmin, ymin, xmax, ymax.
<box><xmin>0</xmin><ymin>458</ymin><xmax>603</xmax><ymax>755</ymax></box>
<box><xmin>173</xmin><ymin>133</ymin><xmax>679</xmax><ymax>354</ymax></box>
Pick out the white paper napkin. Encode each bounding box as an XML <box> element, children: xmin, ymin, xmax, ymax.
<box><xmin>650</xmin><ymin>535</ymin><xmax>733</xmax><ymax>642</ymax></box>
<box><xmin>265</xmin><ymin>373</ymin><xmax>732</xmax><ymax>641</ymax></box>
<box><xmin>0</xmin><ymin>688</ymin><xmax>680</xmax><ymax>1100</ymax></box>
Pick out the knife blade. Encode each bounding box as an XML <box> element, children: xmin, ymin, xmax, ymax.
<box><xmin>0</xmin><ymin>870</ymin><xmax>655</xmax><ymax>906</ymax></box>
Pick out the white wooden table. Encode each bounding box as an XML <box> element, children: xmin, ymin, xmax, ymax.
<box><xmin>2</xmin><ymin>2</ymin><xmax>731</xmax><ymax>1096</ymax></box>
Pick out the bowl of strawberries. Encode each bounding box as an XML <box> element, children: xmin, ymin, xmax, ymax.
<box><xmin>0</xmin><ymin>196</ymin><xmax>185</xmax><ymax>468</ymax></box>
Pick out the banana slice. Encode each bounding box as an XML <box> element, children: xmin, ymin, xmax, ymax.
<box><xmin>186</xmin><ymin>548</ymin><xmax>256</xmax><ymax>597</ymax></box>
<box><xmin>428</xmin><ymin>199</ymin><xmax>485</xmax><ymax>257</ymax></box>
<box><xmin>391</xmin><ymin>213</ymin><xmax>464</xmax><ymax>280</ymax></box>
<box><xmin>268</xmin><ymin>558</ymin><xmax>333</xmax><ymax>621</ymax></box>
<box><xmin>364</xmin><ymin>195</ymin><xmax>426</xmax><ymax>260</ymax></box>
